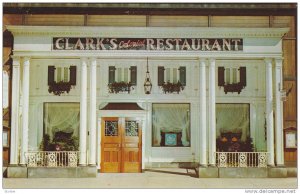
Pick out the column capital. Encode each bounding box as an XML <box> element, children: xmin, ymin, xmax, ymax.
<box><xmin>199</xmin><ymin>58</ymin><xmax>207</xmax><ymax>66</ymax></box>
<box><xmin>12</xmin><ymin>57</ymin><xmax>20</xmax><ymax>67</ymax></box>
<box><xmin>89</xmin><ymin>57</ymin><xmax>97</xmax><ymax>62</ymax></box>
<box><xmin>81</xmin><ymin>57</ymin><xmax>88</xmax><ymax>63</ymax></box>
<box><xmin>199</xmin><ymin>58</ymin><xmax>207</xmax><ymax>63</ymax></box>
<box><xmin>275</xmin><ymin>58</ymin><xmax>283</xmax><ymax>67</ymax></box>
<box><xmin>23</xmin><ymin>57</ymin><xmax>31</xmax><ymax>62</ymax></box>
<box><xmin>208</xmin><ymin>58</ymin><xmax>216</xmax><ymax>63</ymax></box>
<box><xmin>264</xmin><ymin>58</ymin><xmax>273</xmax><ymax>64</ymax></box>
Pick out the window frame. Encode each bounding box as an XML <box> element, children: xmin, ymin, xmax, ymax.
<box><xmin>151</xmin><ymin>103</ymin><xmax>191</xmax><ymax>147</ymax></box>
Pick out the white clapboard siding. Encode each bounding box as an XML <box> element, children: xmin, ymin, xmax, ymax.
<box><xmin>272</xmin><ymin>16</ymin><xmax>295</xmax><ymax>37</ymax></box>
<box><xmin>87</xmin><ymin>15</ymin><xmax>146</xmax><ymax>26</ymax></box>
<box><xmin>149</xmin><ymin>16</ymin><xmax>208</xmax><ymax>27</ymax></box>
<box><xmin>24</xmin><ymin>14</ymin><xmax>85</xmax><ymax>26</ymax></box>
<box><xmin>211</xmin><ymin>16</ymin><xmax>269</xmax><ymax>28</ymax></box>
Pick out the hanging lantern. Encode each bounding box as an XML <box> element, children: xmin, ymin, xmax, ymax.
<box><xmin>144</xmin><ymin>58</ymin><xmax>152</xmax><ymax>94</ymax></box>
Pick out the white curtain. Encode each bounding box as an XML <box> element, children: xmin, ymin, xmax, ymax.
<box><xmin>216</xmin><ymin>104</ymin><xmax>249</xmax><ymax>141</ymax></box>
<box><xmin>44</xmin><ymin>103</ymin><xmax>80</xmax><ymax>140</ymax></box>
<box><xmin>152</xmin><ymin>104</ymin><xmax>190</xmax><ymax>146</ymax></box>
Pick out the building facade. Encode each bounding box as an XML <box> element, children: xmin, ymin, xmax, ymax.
<box><xmin>3</xmin><ymin>3</ymin><xmax>297</xmax><ymax>178</ymax></box>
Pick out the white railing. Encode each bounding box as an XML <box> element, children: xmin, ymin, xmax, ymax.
<box><xmin>216</xmin><ymin>152</ymin><xmax>268</xmax><ymax>168</ymax></box>
<box><xmin>25</xmin><ymin>151</ymin><xmax>79</xmax><ymax>167</ymax></box>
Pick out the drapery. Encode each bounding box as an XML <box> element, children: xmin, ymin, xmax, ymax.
<box><xmin>152</xmin><ymin>104</ymin><xmax>190</xmax><ymax>146</ymax></box>
<box><xmin>44</xmin><ymin>103</ymin><xmax>80</xmax><ymax>140</ymax></box>
<box><xmin>216</xmin><ymin>104</ymin><xmax>249</xmax><ymax>141</ymax></box>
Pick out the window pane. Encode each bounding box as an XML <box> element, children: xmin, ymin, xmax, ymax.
<box><xmin>152</xmin><ymin>103</ymin><xmax>190</xmax><ymax>147</ymax></box>
<box><xmin>44</xmin><ymin>102</ymin><xmax>80</xmax><ymax>140</ymax></box>
<box><xmin>124</xmin><ymin>67</ymin><xmax>129</xmax><ymax>83</ymax></box>
<box><xmin>216</xmin><ymin>103</ymin><xmax>250</xmax><ymax>143</ymax></box>
<box><xmin>57</xmin><ymin>67</ymin><xmax>62</xmax><ymax>82</ymax></box>
<box><xmin>105</xmin><ymin>121</ymin><xmax>118</xmax><ymax>136</ymax></box>
<box><xmin>117</xmin><ymin>68</ymin><xmax>122</xmax><ymax>82</ymax></box>
<box><xmin>173</xmin><ymin>68</ymin><xmax>177</xmax><ymax>83</ymax></box>
<box><xmin>225</xmin><ymin>68</ymin><xmax>230</xmax><ymax>84</ymax></box>
<box><xmin>64</xmin><ymin>67</ymin><xmax>69</xmax><ymax>82</ymax></box>
<box><xmin>125</xmin><ymin>121</ymin><xmax>139</xmax><ymax>136</ymax></box>
<box><xmin>166</xmin><ymin>68</ymin><xmax>171</xmax><ymax>82</ymax></box>
<box><xmin>232</xmin><ymin>68</ymin><xmax>237</xmax><ymax>84</ymax></box>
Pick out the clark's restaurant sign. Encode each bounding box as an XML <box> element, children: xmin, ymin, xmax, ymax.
<box><xmin>53</xmin><ymin>38</ymin><xmax>243</xmax><ymax>51</ymax></box>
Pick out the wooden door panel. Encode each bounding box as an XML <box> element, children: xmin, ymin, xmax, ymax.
<box><xmin>122</xmin><ymin>148</ymin><xmax>141</xmax><ymax>173</ymax></box>
<box><xmin>101</xmin><ymin>118</ymin><xmax>121</xmax><ymax>173</ymax></box>
<box><xmin>122</xmin><ymin>119</ymin><xmax>142</xmax><ymax>173</ymax></box>
<box><xmin>102</xmin><ymin>149</ymin><xmax>121</xmax><ymax>172</ymax></box>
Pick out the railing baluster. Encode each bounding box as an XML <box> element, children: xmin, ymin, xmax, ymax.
<box><xmin>215</xmin><ymin>152</ymin><xmax>268</xmax><ymax>168</ymax></box>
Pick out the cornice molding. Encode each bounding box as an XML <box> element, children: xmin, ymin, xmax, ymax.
<box><xmin>6</xmin><ymin>25</ymin><xmax>289</xmax><ymax>38</ymax></box>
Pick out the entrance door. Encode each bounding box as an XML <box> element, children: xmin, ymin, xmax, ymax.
<box><xmin>101</xmin><ymin>117</ymin><xmax>142</xmax><ymax>173</ymax></box>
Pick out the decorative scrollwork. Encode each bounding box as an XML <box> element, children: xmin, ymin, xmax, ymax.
<box><xmin>68</xmin><ymin>152</ymin><xmax>78</xmax><ymax>167</ymax></box>
<box><xmin>258</xmin><ymin>153</ymin><xmax>267</xmax><ymax>167</ymax></box>
<box><xmin>27</xmin><ymin>153</ymin><xmax>37</xmax><ymax>167</ymax></box>
<box><xmin>105</xmin><ymin>121</ymin><xmax>118</xmax><ymax>136</ymax></box>
<box><xmin>125</xmin><ymin>121</ymin><xmax>139</xmax><ymax>136</ymax></box>
<box><xmin>219</xmin><ymin>152</ymin><xmax>227</xmax><ymax>167</ymax></box>
<box><xmin>239</xmin><ymin>153</ymin><xmax>247</xmax><ymax>167</ymax></box>
<box><xmin>47</xmin><ymin>152</ymin><xmax>57</xmax><ymax>167</ymax></box>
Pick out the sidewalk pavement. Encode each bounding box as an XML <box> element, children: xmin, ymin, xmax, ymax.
<box><xmin>2</xmin><ymin>168</ymin><xmax>298</xmax><ymax>189</ymax></box>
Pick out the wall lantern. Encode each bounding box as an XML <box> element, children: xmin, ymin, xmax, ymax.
<box><xmin>144</xmin><ymin>58</ymin><xmax>152</xmax><ymax>94</ymax></box>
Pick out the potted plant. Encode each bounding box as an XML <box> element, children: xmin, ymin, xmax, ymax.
<box><xmin>161</xmin><ymin>81</ymin><xmax>185</xmax><ymax>94</ymax></box>
<box><xmin>108</xmin><ymin>81</ymin><xmax>132</xmax><ymax>93</ymax></box>
<box><xmin>48</xmin><ymin>81</ymin><xmax>72</xmax><ymax>96</ymax></box>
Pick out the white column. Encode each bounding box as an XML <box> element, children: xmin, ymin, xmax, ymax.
<box><xmin>89</xmin><ymin>58</ymin><xmax>97</xmax><ymax>166</ymax></box>
<box><xmin>20</xmin><ymin>57</ymin><xmax>30</xmax><ymax>165</ymax></box>
<box><xmin>79</xmin><ymin>57</ymin><xmax>88</xmax><ymax>166</ymax></box>
<box><xmin>208</xmin><ymin>58</ymin><xmax>216</xmax><ymax>166</ymax></box>
<box><xmin>10</xmin><ymin>57</ymin><xmax>20</xmax><ymax>166</ymax></box>
<box><xmin>199</xmin><ymin>58</ymin><xmax>207</xmax><ymax>166</ymax></box>
<box><xmin>275</xmin><ymin>58</ymin><xmax>284</xmax><ymax>166</ymax></box>
<box><xmin>265</xmin><ymin>58</ymin><xmax>275</xmax><ymax>166</ymax></box>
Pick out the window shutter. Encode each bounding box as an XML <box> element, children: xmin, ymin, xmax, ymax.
<box><xmin>109</xmin><ymin>66</ymin><xmax>116</xmax><ymax>84</ymax></box>
<box><xmin>218</xmin><ymin>67</ymin><xmax>225</xmax><ymax>86</ymax></box>
<box><xmin>48</xmin><ymin>66</ymin><xmax>55</xmax><ymax>85</ymax></box>
<box><xmin>179</xmin><ymin>66</ymin><xmax>186</xmax><ymax>86</ymax></box>
<box><xmin>239</xmin><ymin>67</ymin><xmax>246</xmax><ymax>87</ymax></box>
<box><xmin>130</xmin><ymin>66</ymin><xmax>137</xmax><ymax>85</ymax></box>
<box><xmin>69</xmin><ymin>66</ymin><xmax>77</xmax><ymax>85</ymax></box>
<box><xmin>158</xmin><ymin>66</ymin><xmax>165</xmax><ymax>86</ymax></box>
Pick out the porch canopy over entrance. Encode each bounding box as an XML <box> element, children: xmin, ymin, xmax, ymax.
<box><xmin>100</xmin><ymin>103</ymin><xmax>144</xmax><ymax>110</ymax></box>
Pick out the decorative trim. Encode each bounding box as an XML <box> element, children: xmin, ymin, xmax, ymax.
<box><xmin>6</xmin><ymin>25</ymin><xmax>289</xmax><ymax>38</ymax></box>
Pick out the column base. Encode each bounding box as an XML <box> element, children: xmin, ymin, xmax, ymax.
<box><xmin>19</xmin><ymin>164</ymin><xmax>27</xmax><ymax>167</ymax></box>
<box><xmin>78</xmin><ymin>164</ymin><xmax>87</xmax><ymax>167</ymax></box>
<box><xmin>268</xmin><ymin>166</ymin><xmax>287</xmax><ymax>178</ymax></box>
<box><xmin>88</xmin><ymin>164</ymin><xmax>97</xmax><ymax>167</ymax></box>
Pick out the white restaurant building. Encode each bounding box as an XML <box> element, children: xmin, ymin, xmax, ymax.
<box><xmin>6</xmin><ymin>24</ymin><xmax>290</xmax><ymax>177</ymax></box>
